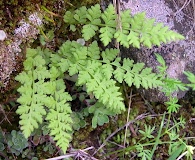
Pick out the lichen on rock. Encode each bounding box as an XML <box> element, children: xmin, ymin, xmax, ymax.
<box><xmin>0</xmin><ymin>12</ymin><xmax>42</xmax><ymax>91</ymax></box>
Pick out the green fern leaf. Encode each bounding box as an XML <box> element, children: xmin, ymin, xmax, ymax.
<box><xmin>140</xmin><ymin>68</ymin><xmax>163</xmax><ymax>89</ymax></box>
<box><xmin>23</xmin><ymin>57</ymin><xmax>34</xmax><ymax>70</ymax></box>
<box><xmin>46</xmin><ymin>80</ymin><xmax>72</xmax><ymax>153</ymax></box>
<box><xmin>100</xmin><ymin>79</ymin><xmax>125</xmax><ymax>112</ymax></box>
<box><xmin>100</xmin><ymin>27</ymin><xmax>116</xmax><ymax>46</ymax></box>
<box><xmin>86</xmin><ymin>4</ymin><xmax>101</xmax><ymax>24</ymax></box>
<box><xmin>74</xmin><ymin>6</ymin><xmax>87</xmax><ymax>23</ymax></box>
<box><xmin>78</xmin><ymin>70</ymin><xmax>91</xmax><ymax>85</ymax></box>
<box><xmin>124</xmin><ymin>72</ymin><xmax>134</xmax><ymax>87</ymax></box>
<box><xmin>33</xmin><ymin>67</ymin><xmax>50</xmax><ymax>81</ymax></box>
<box><xmin>17</xmin><ymin>84</ymin><xmax>33</xmax><ymax>96</ymax></box>
<box><xmin>122</xmin><ymin>58</ymin><xmax>134</xmax><ymax>70</ymax></box>
<box><xmin>15</xmin><ymin>72</ymin><xmax>33</xmax><ymax>84</ymax></box>
<box><xmin>112</xmin><ymin>57</ymin><xmax>125</xmax><ymax>83</ymax></box>
<box><xmin>155</xmin><ymin>53</ymin><xmax>167</xmax><ymax>75</ymax></box>
<box><xmin>127</xmin><ymin>30</ymin><xmax>140</xmax><ymax>48</ymax></box>
<box><xmin>46</xmin><ymin>109</ymin><xmax>72</xmax><ymax>153</ymax></box>
<box><xmin>101</xmin><ymin>64</ymin><xmax>113</xmax><ymax>80</ymax></box>
<box><xmin>82</xmin><ymin>60</ymin><xmax>102</xmax><ymax>76</ymax></box>
<box><xmin>114</xmin><ymin>30</ymin><xmax>129</xmax><ymax>47</ymax></box>
<box><xmin>58</xmin><ymin>59</ymin><xmax>70</xmax><ymax>72</ymax></box>
<box><xmin>130</xmin><ymin>12</ymin><xmax>145</xmax><ymax>30</ymax></box>
<box><xmin>113</xmin><ymin>67</ymin><xmax>125</xmax><ymax>83</ymax></box>
<box><xmin>26</xmin><ymin>48</ymin><xmax>38</xmax><ymax>58</ymax></box>
<box><xmin>58</xmin><ymin>40</ymin><xmax>73</xmax><ymax>56</ymax></box>
<box><xmin>17</xmin><ymin>103</ymin><xmax>46</xmax><ymax>138</ymax></box>
<box><xmin>86</xmin><ymin>79</ymin><xmax>99</xmax><ymax>93</ymax></box>
<box><xmin>33</xmin><ymin>55</ymin><xmax>46</xmax><ymax>67</ymax></box>
<box><xmin>87</xmin><ymin>41</ymin><xmax>100</xmax><ymax>59</ymax></box>
<box><xmin>69</xmin><ymin>63</ymin><xmax>82</xmax><ymax>76</ymax></box>
<box><xmin>82</xmin><ymin>24</ymin><xmax>99</xmax><ymax>40</ymax></box>
<box><xmin>99</xmin><ymin>4</ymin><xmax>116</xmax><ymax>46</ymax></box>
<box><xmin>102</xmin><ymin>48</ymin><xmax>119</xmax><ymax>62</ymax></box>
<box><xmin>101</xmin><ymin>4</ymin><xmax>116</xmax><ymax>26</ymax></box>
<box><xmin>120</xmin><ymin>10</ymin><xmax>131</xmax><ymax>29</ymax></box>
<box><xmin>128</xmin><ymin>63</ymin><xmax>147</xmax><ymax>88</ymax></box>
<box><xmin>49</xmin><ymin>66</ymin><xmax>61</xmax><ymax>80</ymax></box>
<box><xmin>140</xmin><ymin>33</ymin><xmax>153</xmax><ymax>48</ymax></box>
<box><xmin>85</xmin><ymin>68</ymin><xmax>125</xmax><ymax>113</ymax></box>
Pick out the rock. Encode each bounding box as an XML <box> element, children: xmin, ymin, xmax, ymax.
<box><xmin>0</xmin><ymin>12</ymin><xmax>42</xmax><ymax>91</ymax></box>
<box><xmin>119</xmin><ymin>0</ymin><xmax>195</xmax><ymax>102</ymax></box>
<box><xmin>0</xmin><ymin>30</ymin><xmax>7</xmax><ymax>41</ymax></box>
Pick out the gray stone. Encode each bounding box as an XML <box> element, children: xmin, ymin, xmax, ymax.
<box><xmin>120</xmin><ymin>0</ymin><xmax>195</xmax><ymax>102</ymax></box>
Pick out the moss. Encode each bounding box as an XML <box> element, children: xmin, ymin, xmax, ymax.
<box><xmin>0</xmin><ymin>0</ymin><xmax>100</xmax><ymax>33</ymax></box>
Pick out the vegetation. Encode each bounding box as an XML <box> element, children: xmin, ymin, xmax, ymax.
<box><xmin>1</xmin><ymin>2</ymin><xmax>195</xmax><ymax>160</ymax></box>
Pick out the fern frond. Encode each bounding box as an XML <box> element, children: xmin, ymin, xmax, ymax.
<box><xmin>129</xmin><ymin>12</ymin><xmax>184</xmax><ymax>48</ymax></box>
<box><xmin>58</xmin><ymin>41</ymin><xmax>88</xmax><ymax>75</ymax></box>
<box><xmin>120</xmin><ymin>10</ymin><xmax>132</xmax><ymax>28</ymax></box>
<box><xmin>46</xmin><ymin>79</ymin><xmax>72</xmax><ymax>153</ymax></box>
<box><xmin>64</xmin><ymin>4</ymin><xmax>184</xmax><ymax>48</ymax></box>
<box><xmin>15</xmin><ymin>48</ymin><xmax>49</xmax><ymax>138</ymax></box>
<box><xmin>113</xmin><ymin>58</ymin><xmax>163</xmax><ymax>89</ymax></box>
<box><xmin>155</xmin><ymin>53</ymin><xmax>167</xmax><ymax>75</ymax></box>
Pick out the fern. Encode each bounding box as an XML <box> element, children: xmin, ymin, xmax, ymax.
<box><xmin>64</xmin><ymin>4</ymin><xmax>184</xmax><ymax>48</ymax></box>
<box><xmin>15</xmin><ymin>3</ymin><xmax>189</xmax><ymax>154</ymax></box>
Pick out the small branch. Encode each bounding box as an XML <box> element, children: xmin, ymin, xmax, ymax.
<box><xmin>124</xmin><ymin>89</ymin><xmax>132</xmax><ymax>147</ymax></box>
<box><xmin>46</xmin><ymin>147</ymin><xmax>98</xmax><ymax>160</ymax></box>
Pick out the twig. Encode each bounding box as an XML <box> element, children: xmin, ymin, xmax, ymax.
<box><xmin>93</xmin><ymin>113</ymin><xmax>153</xmax><ymax>156</ymax></box>
<box><xmin>0</xmin><ymin>105</ymin><xmax>11</xmax><ymax>125</ymax></box>
<box><xmin>46</xmin><ymin>147</ymin><xmax>98</xmax><ymax>160</ymax></box>
<box><xmin>123</xmin><ymin>89</ymin><xmax>132</xmax><ymax>147</ymax></box>
<box><xmin>173</xmin><ymin>0</ymin><xmax>191</xmax><ymax>16</ymax></box>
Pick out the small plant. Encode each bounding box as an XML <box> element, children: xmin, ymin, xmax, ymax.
<box><xmin>7</xmin><ymin>130</ymin><xmax>28</xmax><ymax>156</ymax></box>
<box><xmin>71</xmin><ymin>112</ymin><xmax>87</xmax><ymax>130</ymax></box>
<box><xmin>139</xmin><ymin>124</ymin><xmax>155</xmax><ymax>140</ymax></box>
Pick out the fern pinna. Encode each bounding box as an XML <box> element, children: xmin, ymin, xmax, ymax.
<box><xmin>15</xmin><ymin>4</ymin><xmax>184</xmax><ymax>153</ymax></box>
